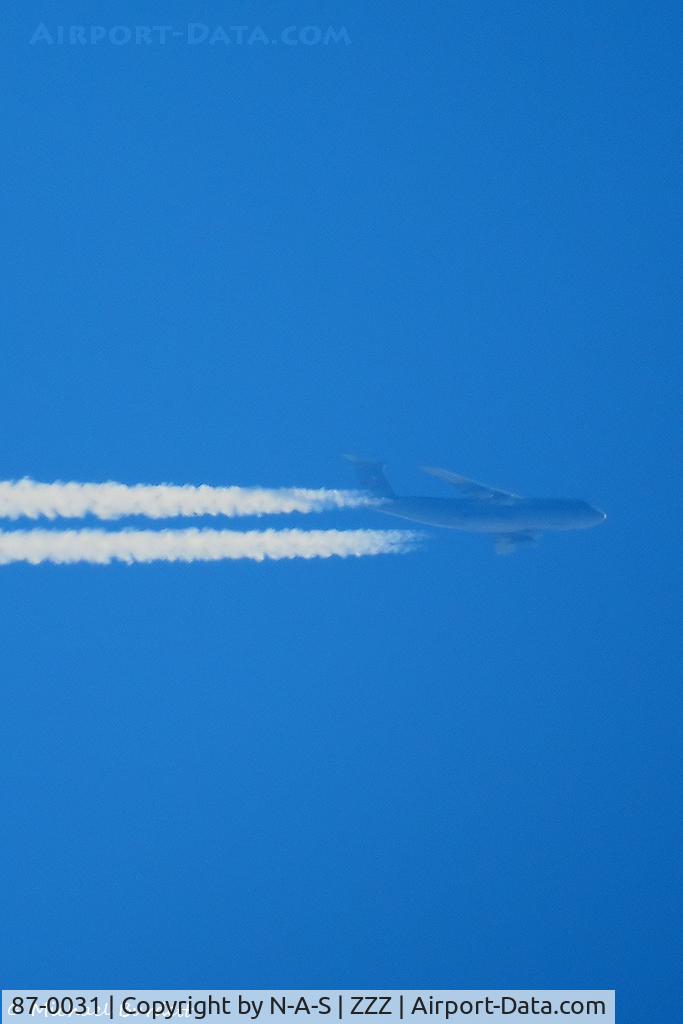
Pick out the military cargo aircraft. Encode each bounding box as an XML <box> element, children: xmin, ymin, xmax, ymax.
<box><xmin>345</xmin><ymin>456</ymin><xmax>606</xmax><ymax>554</ymax></box>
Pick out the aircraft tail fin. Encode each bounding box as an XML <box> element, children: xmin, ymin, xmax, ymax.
<box><xmin>342</xmin><ymin>454</ymin><xmax>395</xmax><ymax>498</ymax></box>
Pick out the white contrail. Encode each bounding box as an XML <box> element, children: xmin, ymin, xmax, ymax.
<box><xmin>0</xmin><ymin>479</ymin><xmax>377</xmax><ymax>521</ymax></box>
<box><xmin>0</xmin><ymin>528</ymin><xmax>418</xmax><ymax>565</ymax></box>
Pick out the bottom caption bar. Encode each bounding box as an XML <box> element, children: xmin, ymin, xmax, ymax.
<box><xmin>2</xmin><ymin>992</ymin><xmax>614</xmax><ymax>1023</ymax></box>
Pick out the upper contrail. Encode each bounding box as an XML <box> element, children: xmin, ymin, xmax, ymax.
<box><xmin>0</xmin><ymin>479</ymin><xmax>376</xmax><ymax>521</ymax></box>
<box><xmin>0</xmin><ymin>528</ymin><xmax>418</xmax><ymax>565</ymax></box>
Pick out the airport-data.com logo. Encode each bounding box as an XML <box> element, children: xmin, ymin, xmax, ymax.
<box><xmin>29</xmin><ymin>23</ymin><xmax>351</xmax><ymax>48</ymax></box>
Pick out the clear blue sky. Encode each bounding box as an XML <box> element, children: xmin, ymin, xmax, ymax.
<box><xmin>2</xmin><ymin>1</ymin><xmax>680</xmax><ymax>1017</ymax></box>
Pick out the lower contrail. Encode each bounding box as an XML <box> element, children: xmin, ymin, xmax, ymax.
<box><xmin>0</xmin><ymin>479</ymin><xmax>376</xmax><ymax>521</ymax></box>
<box><xmin>0</xmin><ymin>528</ymin><xmax>418</xmax><ymax>565</ymax></box>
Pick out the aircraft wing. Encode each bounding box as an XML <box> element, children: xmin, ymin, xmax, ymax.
<box><xmin>495</xmin><ymin>532</ymin><xmax>539</xmax><ymax>555</ymax></box>
<box><xmin>420</xmin><ymin>466</ymin><xmax>521</xmax><ymax>503</ymax></box>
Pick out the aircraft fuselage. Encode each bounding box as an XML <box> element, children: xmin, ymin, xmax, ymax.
<box><xmin>375</xmin><ymin>497</ymin><xmax>606</xmax><ymax>533</ymax></box>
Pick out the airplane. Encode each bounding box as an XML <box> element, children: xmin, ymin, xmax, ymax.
<box><xmin>344</xmin><ymin>456</ymin><xmax>606</xmax><ymax>554</ymax></box>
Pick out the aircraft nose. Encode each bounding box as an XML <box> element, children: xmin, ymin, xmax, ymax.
<box><xmin>594</xmin><ymin>506</ymin><xmax>607</xmax><ymax>523</ymax></box>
